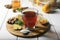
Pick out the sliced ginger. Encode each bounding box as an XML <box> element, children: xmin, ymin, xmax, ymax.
<box><xmin>13</xmin><ymin>24</ymin><xmax>22</xmax><ymax>30</ymax></box>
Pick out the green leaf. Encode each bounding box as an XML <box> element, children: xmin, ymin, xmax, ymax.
<box><xmin>17</xmin><ymin>8</ymin><xmax>22</xmax><ymax>12</ymax></box>
<box><xmin>15</xmin><ymin>20</ymin><xmax>24</xmax><ymax>25</ymax></box>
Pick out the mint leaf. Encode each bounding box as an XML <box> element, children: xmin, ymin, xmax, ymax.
<box><xmin>15</xmin><ymin>20</ymin><xmax>24</xmax><ymax>25</ymax></box>
<box><xmin>17</xmin><ymin>8</ymin><xmax>22</xmax><ymax>12</ymax></box>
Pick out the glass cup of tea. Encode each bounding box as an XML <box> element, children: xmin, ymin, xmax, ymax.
<box><xmin>22</xmin><ymin>8</ymin><xmax>38</xmax><ymax>31</ymax></box>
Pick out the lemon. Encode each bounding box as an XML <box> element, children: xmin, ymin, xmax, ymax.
<box><xmin>42</xmin><ymin>4</ymin><xmax>51</xmax><ymax>13</ymax></box>
<box><xmin>40</xmin><ymin>18</ymin><xmax>48</xmax><ymax>24</ymax></box>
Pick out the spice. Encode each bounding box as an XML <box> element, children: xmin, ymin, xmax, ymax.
<box><xmin>5</xmin><ymin>4</ymin><xmax>12</xmax><ymax>9</ymax></box>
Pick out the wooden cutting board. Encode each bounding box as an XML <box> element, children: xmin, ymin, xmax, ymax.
<box><xmin>6</xmin><ymin>15</ymin><xmax>50</xmax><ymax>38</ymax></box>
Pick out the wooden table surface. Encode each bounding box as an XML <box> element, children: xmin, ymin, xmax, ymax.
<box><xmin>0</xmin><ymin>0</ymin><xmax>60</xmax><ymax>40</ymax></box>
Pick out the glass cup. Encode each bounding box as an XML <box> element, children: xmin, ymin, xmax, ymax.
<box><xmin>22</xmin><ymin>8</ymin><xmax>38</xmax><ymax>31</ymax></box>
<box><xmin>12</xmin><ymin>0</ymin><xmax>21</xmax><ymax>11</ymax></box>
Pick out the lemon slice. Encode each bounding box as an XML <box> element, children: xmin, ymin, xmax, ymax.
<box><xmin>40</xmin><ymin>18</ymin><xmax>48</xmax><ymax>24</ymax></box>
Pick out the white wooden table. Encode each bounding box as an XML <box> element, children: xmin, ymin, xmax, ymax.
<box><xmin>0</xmin><ymin>0</ymin><xmax>60</xmax><ymax>40</ymax></box>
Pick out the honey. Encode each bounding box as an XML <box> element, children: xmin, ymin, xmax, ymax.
<box><xmin>12</xmin><ymin>0</ymin><xmax>21</xmax><ymax>10</ymax></box>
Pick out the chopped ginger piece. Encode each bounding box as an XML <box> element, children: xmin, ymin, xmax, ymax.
<box><xmin>13</xmin><ymin>24</ymin><xmax>22</xmax><ymax>30</ymax></box>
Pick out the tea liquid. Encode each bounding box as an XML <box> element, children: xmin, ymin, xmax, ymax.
<box><xmin>22</xmin><ymin>11</ymin><xmax>37</xmax><ymax>28</ymax></box>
